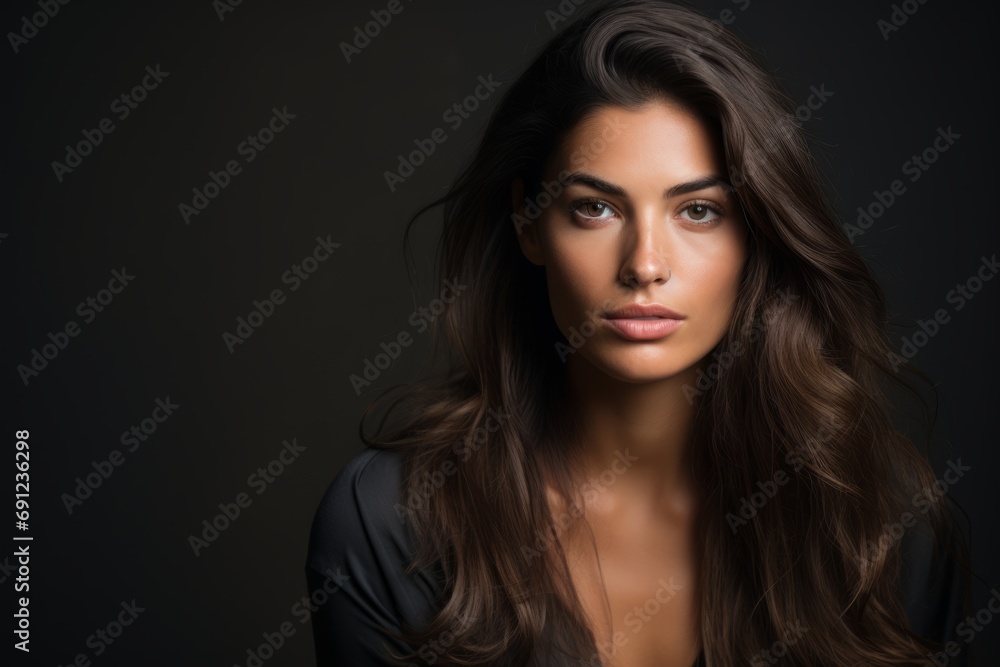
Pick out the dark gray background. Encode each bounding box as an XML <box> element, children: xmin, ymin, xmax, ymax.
<box><xmin>3</xmin><ymin>0</ymin><xmax>997</xmax><ymax>664</ymax></box>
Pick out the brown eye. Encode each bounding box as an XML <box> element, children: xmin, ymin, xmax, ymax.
<box><xmin>568</xmin><ymin>199</ymin><xmax>616</xmax><ymax>222</ymax></box>
<box><xmin>680</xmin><ymin>202</ymin><xmax>722</xmax><ymax>225</ymax></box>
<box><xmin>688</xmin><ymin>204</ymin><xmax>709</xmax><ymax>220</ymax></box>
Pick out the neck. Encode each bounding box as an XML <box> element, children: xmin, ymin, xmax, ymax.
<box><xmin>561</xmin><ymin>353</ymin><xmax>702</xmax><ymax>517</ymax></box>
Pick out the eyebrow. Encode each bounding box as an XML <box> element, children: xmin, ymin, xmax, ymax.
<box><xmin>562</xmin><ymin>172</ymin><xmax>734</xmax><ymax>198</ymax></box>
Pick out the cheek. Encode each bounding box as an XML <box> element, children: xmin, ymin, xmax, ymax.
<box><xmin>669</xmin><ymin>228</ymin><xmax>745</xmax><ymax>323</ymax></box>
<box><xmin>541</xmin><ymin>230</ymin><xmax>615</xmax><ymax>311</ymax></box>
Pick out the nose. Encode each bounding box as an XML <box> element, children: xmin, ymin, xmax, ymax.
<box><xmin>619</xmin><ymin>210</ymin><xmax>672</xmax><ymax>287</ymax></box>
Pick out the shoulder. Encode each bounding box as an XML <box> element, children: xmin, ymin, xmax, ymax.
<box><xmin>307</xmin><ymin>446</ymin><xmax>407</xmax><ymax>567</ymax></box>
<box><xmin>306</xmin><ymin>446</ymin><xmax>443</xmax><ymax>626</ymax></box>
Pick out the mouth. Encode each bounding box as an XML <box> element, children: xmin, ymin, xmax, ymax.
<box><xmin>600</xmin><ymin>304</ymin><xmax>685</xmax><ymax>341</ymax></box>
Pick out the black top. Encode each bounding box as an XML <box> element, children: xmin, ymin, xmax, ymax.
<box><xmin>306</xmin><ymin>447</ymin><xmax>970</xmax><ymax>666</ymax></box>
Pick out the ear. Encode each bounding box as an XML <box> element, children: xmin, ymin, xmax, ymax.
<box><xmin>511</xmin><ymin>176</ymin><xmax>544</xmax><ymax>266</ymax></box>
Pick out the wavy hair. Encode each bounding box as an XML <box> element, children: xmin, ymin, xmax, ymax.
<box><xmin>359</xmin><ymin>1</ymin><xmax>971</xmax><ymax>664</ymax></box>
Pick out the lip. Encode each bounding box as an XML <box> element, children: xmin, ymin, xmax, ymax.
<box><xmin>602</xmin><ymin>303</ymin><xmax>685</xmax><ymax>341</ymax></box>
<box><xmin>604</xmin><ymin>304</ymin><xmax>685</xmax><ymax>320</ymax></box>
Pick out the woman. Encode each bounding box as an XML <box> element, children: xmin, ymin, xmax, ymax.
<box><xmin>306</xmin><ymin>1</ymin><xmax>972</xmax><ymax>664</ymax></box>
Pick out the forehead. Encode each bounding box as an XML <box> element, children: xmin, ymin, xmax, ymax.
<box><xmin>547</xmin><ymin>101</ymin><xmax>725</xmax><ymax>183</ymax></box>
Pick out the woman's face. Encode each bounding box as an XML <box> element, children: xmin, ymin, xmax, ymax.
<box><xmin>513</xmin><ymin>101</ymin><xmax>747</xmax><ymax>384</ymax></box>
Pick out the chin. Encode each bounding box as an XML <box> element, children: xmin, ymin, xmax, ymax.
<box><xmin>581</xmin><ymin>351</ymin><xmax>700</xmax><ymax>385</ymax></box>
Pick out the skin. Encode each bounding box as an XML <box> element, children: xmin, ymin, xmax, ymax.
<box><xmin>512</xmin><ymin>101</ymin><xmax>748</xmax><ymax>666</ymax></box>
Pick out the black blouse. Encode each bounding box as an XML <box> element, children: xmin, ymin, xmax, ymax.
<box><xmin>305</xmin><ymin>447</ymin><xmax>970</xmax><ymax>666</ymax></box>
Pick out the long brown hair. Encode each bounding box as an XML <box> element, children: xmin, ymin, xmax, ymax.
<box><xmin>359</xmin><ymin>1</ymin><xmax>971</xmax><ymax>664</ymax></box>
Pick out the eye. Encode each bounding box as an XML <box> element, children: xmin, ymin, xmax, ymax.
<box><xmin>679</xmin><ymin>200</ymin><xmax>724</xmax><ymax>225</ymax></box>
<box><xmin>568</xmin><ymin>198</ymin><xmax>617</xmax><ymax>223</ymax></box>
